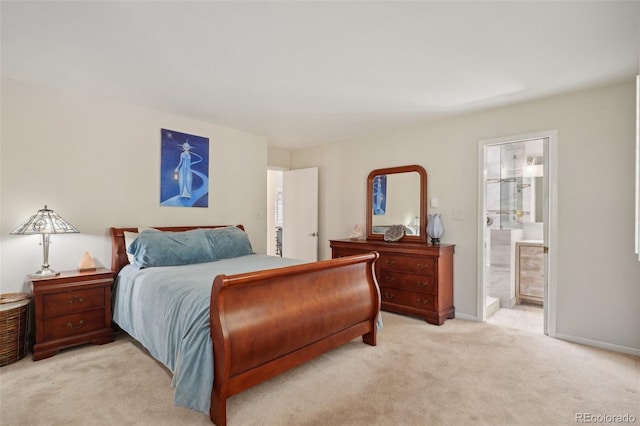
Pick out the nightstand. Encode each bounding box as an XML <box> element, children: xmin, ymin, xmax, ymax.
<box><xmin>30</xmin><ymin>268</ymin><xmax>114</xmax><ymax>361</ymax></box>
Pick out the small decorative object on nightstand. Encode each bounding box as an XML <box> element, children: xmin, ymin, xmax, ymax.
<box><xmin>77</xmin><ymin>251</ymin><xmax>96</xmax><ymax>272</ymax></box>
<box><xmin>30</xmin><ymin>268</ymin><xmax>114</xmax><ymax>361</ymax></box>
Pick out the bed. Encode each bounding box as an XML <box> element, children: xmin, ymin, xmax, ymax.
<box><xmin>110</xmin><ymin>225</ymin><xmax>381</xmax><ymax>425</ymax></box>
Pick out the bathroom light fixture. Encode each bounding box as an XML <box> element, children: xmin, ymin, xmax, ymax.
<box><xmin>11</xmin><ymin>205</ymin><xmax>79</xmax><ymax>277</ymax></box>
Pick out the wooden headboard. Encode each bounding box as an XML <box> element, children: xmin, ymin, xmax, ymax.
<box><xmin>109</xmin><ymin>225</ymin><xmax>245</xmax><ymax>277</ymax></box>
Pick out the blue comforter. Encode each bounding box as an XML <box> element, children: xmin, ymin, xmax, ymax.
<box><xmin>112</xmin><ymin>254</ymin><xmax>305</xmax><ymax>413</ymax></box>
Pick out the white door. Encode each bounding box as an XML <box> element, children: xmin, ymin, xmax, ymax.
<box><xmin>282</xmin><ymin>167</ymin><xmax>318</xmax><ymax>261</ymax></box>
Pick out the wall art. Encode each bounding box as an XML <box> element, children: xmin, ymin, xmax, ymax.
<box><xmin>160</xmin><ymin>128</ymin><xmax>209</xmax><ymax>207</ymax></box>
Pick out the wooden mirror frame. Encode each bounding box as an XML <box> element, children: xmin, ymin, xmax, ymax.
<box><xmin>366</xmin><ymin>164</ymin><xmax>428</xmax><ymax>243</ymax></box>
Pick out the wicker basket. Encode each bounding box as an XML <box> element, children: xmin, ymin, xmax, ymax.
<box><xmin>0</xmin><ymin>293</ymin><xmax>30</xmax><ymax>367</ymax></box>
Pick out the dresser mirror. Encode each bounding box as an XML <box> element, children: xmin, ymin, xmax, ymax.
<box><xmin>366</xmin><ymin>164</ymin><xmax>427</xmax><ymax>243</ymax></box>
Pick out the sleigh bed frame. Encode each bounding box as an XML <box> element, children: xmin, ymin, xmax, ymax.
<box><xmin>110</xmin><ymin>225</ymin><xmax>380</xmax><ymax>425</ymax></box>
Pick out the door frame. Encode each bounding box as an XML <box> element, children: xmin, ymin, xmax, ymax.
<box><xmin>476</xmin><ymin>129</ymin><xmax>558</xmax><ymax>336</ymax></box>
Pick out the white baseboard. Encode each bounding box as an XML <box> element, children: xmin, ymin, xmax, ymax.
<box><xmin>456</xmin><ymin>312</ymin><xmax>638</xmax><ymax>356</ymax></box>
<box><xmin>554</xmin><ymin>332</ymin><xmax>640</xmax><ymax>357</ymax></box>
<box><xmin>453</xmin><ymin>312</ymin><xmax>638</xmax><ymax>356</ymax></box>
<box><xmin>454</xmin><ymin>312</ymin><xmax>477</xmax><ymax>322</ymax></box>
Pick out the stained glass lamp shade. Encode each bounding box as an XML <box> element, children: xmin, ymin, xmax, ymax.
<box><xmin>11</xmin><ymin>205</ymin><xmax>79</xmax><ymax>277</ymax></box>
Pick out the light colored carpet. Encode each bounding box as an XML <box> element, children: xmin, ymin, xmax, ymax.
<box><xmin>1</xmin><ymin>312</ymin><xmax>638</xmax><ymax>426</ymax></box>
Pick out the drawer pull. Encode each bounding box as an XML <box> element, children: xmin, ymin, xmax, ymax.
<box><xmin>384</xmin><ymin>259</ymin><xmax>395</xmax><ymax>266</ymax></box>
<box><xmin>416</xmin><ymin>297</ymin><xmax>429</xmax><ymax>305</ymax></box>
<box><xmin>383</xmin><ymin>276</ymin><xmax>395</xmax><ymax>283</ymax></box>
<box><xmin>416</xmin><ymin>263</ymin><xmax>430</xmax><ymax>270</ymax></box>
<box><xmin>384</xmin><ymin>292</ymin><xmax>395</xmax><ymax>300</ymax></box>
<box><xmin>67</xmin><ymin>297</ymin><xmax>85</xmax><ymax>304</ymax></box>
<box><xmin>416</xmin><ymin>281</ymin><xmax>428</xmax><ymax>288</ymax></box>
<box><xmin>66</xmin><ymin>320</ymin><xmax>85</xmax><ymax>329</ymax></box>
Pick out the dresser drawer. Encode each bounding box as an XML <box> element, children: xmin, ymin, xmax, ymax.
<box><xmin>43</xmin><ymin>288</ymin><xmax>105</xmax><ymax>317</ymax></box>
<box><xmin>332</xmin><ymin>248</ymin><xmax>368</xmax><ymax>259</ymax></box>
<box><xmin>43</xmin><ymin>309</ymin><xmax>106</xmax><ymax>341</ymax></box>
<box><xmin>380</xmin><ymin>287</ymin><xmax>435</xmax><ymax>311</ymax></box>
<box><xmin>377</xmin><ymin>270</ymin><xmax>436</xmax><ymax>294</ymax></box>
<box><xmin>378</xmin><ymin>254</ymin><xmax>435</xmax><ymax>276</ymax></box>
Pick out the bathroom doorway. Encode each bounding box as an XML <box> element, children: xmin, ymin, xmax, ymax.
<box><xmin>477</xmin><ymin>130</ymin><xmax>558</xmax><ymax>336</ymax></box>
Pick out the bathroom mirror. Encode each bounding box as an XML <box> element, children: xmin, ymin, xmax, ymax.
<box><xmin>366</xmin><ymin>164</ymin><xmax>427</xmax><ymax>243</ymax></box>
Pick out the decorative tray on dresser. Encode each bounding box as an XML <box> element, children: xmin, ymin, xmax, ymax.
<box><xmin>330</xmin><ymin>239</ymin><xmax>455</xmax><ymax>325</ymax></box>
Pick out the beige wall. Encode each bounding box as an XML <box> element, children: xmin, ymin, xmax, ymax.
<box><xmin>267</xmin><ymin>146</ymin><xmax>290</xmax><ymax>169</ymax></box>
<box><xmin>2</xmin><ymin>77</ymin><xmax>638</xmax><ymax>354</ymax></box>
<box><xmin>1</xmin><ymin>78</ymin><xmax>268</xmax><ymax>294</ymax></box>
<box><xmin>290</xmin><ymin>80</ymin><xmax>640</xmax><ymax>354</ymax></box>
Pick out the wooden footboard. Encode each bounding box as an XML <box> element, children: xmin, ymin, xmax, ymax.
<box><xmin>209</xmin><ymin>252</ymin><xmax>380</xmax><ymax>426</ymax></box>
<box><xmin>109</xmin><ymin>225</ymin><xmax>380</xmax><ymax>424</ymax></box>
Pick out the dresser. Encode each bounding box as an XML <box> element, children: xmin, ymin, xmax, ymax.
<box><xmin>330</xmin><ymin>239</ymin><xmax>455</xmax><ymax>325</ymax></box>
<box><xmin>30</xmin><ymin>268</ymin><xmax>114</xmax><ymax>360</ymax></box>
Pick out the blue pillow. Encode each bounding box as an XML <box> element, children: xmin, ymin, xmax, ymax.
<box><xmin>205</xmin><ymin>226</ymin><xmax>254</xmax><ymax>259</ymax></box>
<box><xmin>128</xmin><ymin>228</ymin><xmax>216</xmax><ymax>268</ymax></box>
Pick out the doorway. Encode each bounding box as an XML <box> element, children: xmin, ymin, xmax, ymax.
<box><xmin>266</xmin><ymin>168</ymin><xmax>284</xmax><ymax>257</ymax></box>
<box><xmin>266</xmin><ymin>167</ymin><xmax>319</xmax><ymax>261</ymax></box>
<box><xmin>477</xmin><ymin>130</ymin><xmax>558</xmax><ymax>336</ymax></box>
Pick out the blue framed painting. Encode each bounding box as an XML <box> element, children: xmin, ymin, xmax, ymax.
<box><xmin>372</xmin><ymin>175</ymin><xmax>386</xmax><ymax>215</ymax></box>
<box><xmin>160</xmin><ymin>128</ymin><xmax>209</xmax><ymax>207</ymax></box>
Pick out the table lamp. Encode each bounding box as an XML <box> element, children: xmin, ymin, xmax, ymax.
<box><xmin>11</xmin><ymin>205</ymin><xmax>79</xmax><ymax>277</ymax></box>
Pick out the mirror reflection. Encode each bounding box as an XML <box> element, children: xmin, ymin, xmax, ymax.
<box><xmin>371</xmin><ymin>172</ymin><xmax>421</xmax><ymax>235</ymax></box>
<box><xmin>366</xmin><ymin>164</ymin><xmax>427</xmax><ymax>243</ymax></box>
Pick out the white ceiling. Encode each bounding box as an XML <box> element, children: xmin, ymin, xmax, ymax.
<box><xmin>2</xmin><ymin>1</ymin><xmax>639</xmax><ymax>149</ymax></box>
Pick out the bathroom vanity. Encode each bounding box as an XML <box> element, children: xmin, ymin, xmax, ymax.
<box><xmin>515</xmin><ymin>241</ymin><xmax>544</xmax><ymax>305</ymax></box>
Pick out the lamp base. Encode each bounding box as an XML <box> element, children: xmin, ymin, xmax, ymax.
<box><xmin>30</xmin><ymin>267</ymin><xmax>60</xmax><ymax>278</ymax></box>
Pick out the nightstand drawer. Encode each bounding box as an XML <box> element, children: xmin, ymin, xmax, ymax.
<box><xmin>43</xmin><ymin>309</ymin><xmax>106</xmax><ymax>341</ymax></box>
<box><xmin>377</xmin><ymin>254</ymin><xmax>435</xmax><ymax>275</ymax></box>
<box><xmin>43</xmin><ymin>288</ymin><xmax>105</xmax><ymax>317</ymax></box>
<box><xmin>377</xmin><ymin>270</ymin><xmax>436</xmax><ymax>294</ymax></box>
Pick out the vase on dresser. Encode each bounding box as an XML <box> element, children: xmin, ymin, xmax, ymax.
<box><xmin>427</xmin><ymin>213</ymin><xmax>444</xmax><ymax>244</ymax></box>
